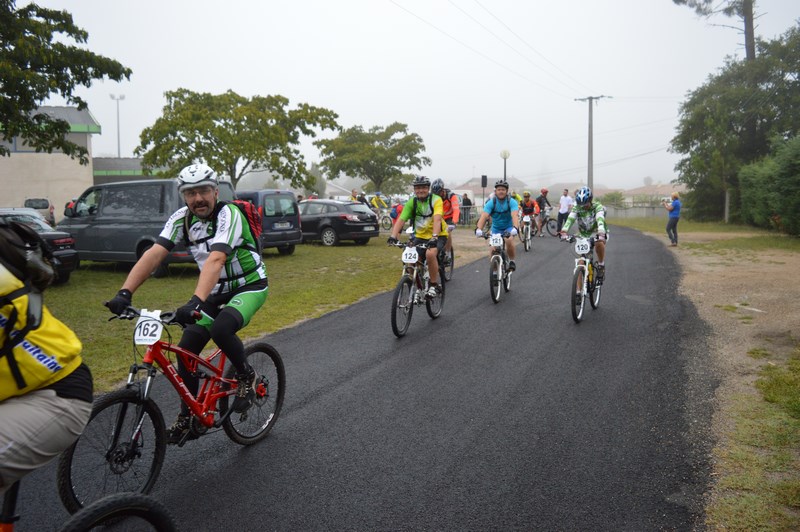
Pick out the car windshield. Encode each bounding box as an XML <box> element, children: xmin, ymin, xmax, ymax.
<box><xmin>24</xmin><ymin>198</ymin><xmax>49</xmax><ymax>209</ymax></box>
<box><xmin>0</xmin><ymin>214</ymin><xmax>53</xmax><ymax>233</ymax></box>
<box><xmin>348</xmin><ymin>204</ymin><xmax>374</xmax><ymax>215</ymax></box>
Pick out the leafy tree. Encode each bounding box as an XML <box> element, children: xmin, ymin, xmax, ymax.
<box><xmin>673</xmin><ymin>0</ymin><xmax>755</xmax><ymax>60</ymax></box>
<box><xmin>600</xmin><ymin>191</ymin><xmax>625</xmax><ymax>207</ymax></box>
<box><xmin>0</xmin><ymin>0</ymin><xmax>132</xmax><ymax>163</ymax></box>
<box><xmin>670</xmin><ymin>25</ymin><xmax>800</xmax><ymax>221</ymax></box>
<box><xmin>740</xmin><ymin>137</ymin><xmax>800</xmax><ymax>235</ymax></box>
<box><xmin>135</xmin><ymin>89</ymin><xmax>339</xmax><ymax>189</ymax></box>
<box><xmin>314</xmin><ymin>122</ymin><xmax>431</xmax><ymax>195</ymax></box>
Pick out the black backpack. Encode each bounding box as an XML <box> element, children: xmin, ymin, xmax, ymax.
<box><xmin>0</xmin><ymin>218</ymin><xmax>55</xmax><ymax>389</ymax></box>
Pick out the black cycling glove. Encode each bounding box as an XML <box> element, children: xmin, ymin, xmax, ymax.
<box><xmin>105</xmin><ymin>289</ymin><xmax>132</xmax><ymax>316</ymax></box>
<box><xmin>175</xmin><ymin>295</ymin><xmax>204</xmax><ymax>326</ymax></box>
<box><xmin>387</xmin><ymin>236</ymin><xmax>399</xmax><ymax>245</ymax></box>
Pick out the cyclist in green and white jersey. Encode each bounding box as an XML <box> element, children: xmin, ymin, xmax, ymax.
<box><xmin>105</xmin><ymin>163</ymin><xmax>267</xmax><ymax>443</ymax></box>
<box><xmin>559</xmin><ymin>185</ymin><xmax>608</xmax><ymax>281</ymax></box>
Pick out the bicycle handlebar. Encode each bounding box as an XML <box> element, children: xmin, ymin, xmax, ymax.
<box><xmin>388</xmin><ymin>239</ymin><xmax>437</xmax><ymax>249</ymax></box>
<box><xmin>109</xmin><ymin>305</ymin><xmax>200</xmax><ymax>327</ymax></box>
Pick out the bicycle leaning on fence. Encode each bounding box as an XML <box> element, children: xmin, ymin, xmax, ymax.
<box><xmin>388</xmin><ymin>237</ymin><xmax>446</xmax><ymax>337</ymax></box>
<box><xmin>561</xmin><ymin>235</ymin><xmax>602</xmax><ymax>323</ymax></box>
<box><xmin>55</xmin><ymin>306</ymin><xmax>286</xmax><ymax>513</ymax></box>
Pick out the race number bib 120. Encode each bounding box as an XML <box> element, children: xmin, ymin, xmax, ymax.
<box><xmin>574</xmin><ymin>238</ymin><xmax>591</xmax><ymax>255</ymax></box>
<box><xmin>134</xmin><ymin>309</ymin><xmax>164</xmax><ymax>345</ymax></box>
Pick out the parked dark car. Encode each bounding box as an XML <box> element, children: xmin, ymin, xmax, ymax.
<box><xmin>298</xmin><ymin>199</ymin><xmax>379</xmax><ymax>246</ymax></box>
<box><xmin>57</xmin><ymin>178</ymin><xmax>235</xmax><ymax>277</ymax></box>
<box><xmin>235</xmin><ymin>189</ymin><xmax>302</xmax><ymax>255</ymax></box>
<box><xmin>0</xmin><ymin>209</ymin><xmax>77</xmax><ymax>284</ymax></box>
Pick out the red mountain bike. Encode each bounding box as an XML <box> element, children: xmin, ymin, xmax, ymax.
<box><xmin>56</xmin><ymin>306</ymin><xmax>285</xmax><ymax>513</ymax></box>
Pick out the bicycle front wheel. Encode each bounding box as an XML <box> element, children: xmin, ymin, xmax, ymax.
<box><xmin>56</xmin><ymin>388</ymin><xmax>166</xmax><ymax>514</ymax></box>
<box><xmin>523</xmin><ymin>226</ymin><xmax>531</xmax><ymax>252</ymax></box>
<box><xmin>490</xmin><ymin>255</ymin><xmax>502</xmax><ymax>303</ymax></box>
<box><xmin>59</xmin><ymin>493</ymin><xmax>177</xmax><ymax>532</ymax></box>
<box><xmin>381</xmin><ymin>216</ymin><xmax>393</xmax><ymax>231</ymax></box>
<box><xmin>391</xmin><ymin>275</ymin><xmax>415</xmax><ymax>337</ymax></box>
<box><xmin>571</xmin><ymin>268</ymin><xmax>586</xmax><ymax>323</ymax></box>
<box><xmin>546</xmin><ymin>218</ymin><xmax>558</xmax><ymax>236</ymax></box>
<box><xmin>222</xmin><ymin>342</ymin><xmax>286</xmax><ymax>445</ymax></box>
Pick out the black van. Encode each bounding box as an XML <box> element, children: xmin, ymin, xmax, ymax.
<box><xmin>235</xmin><ymin>190</ymin><xmax>302</xmax><ymax>255</ymax></box>
<box><xmin>57</xmin><ymin>178</ymin><xmax>235</xmax><ymax>276</ymax></box>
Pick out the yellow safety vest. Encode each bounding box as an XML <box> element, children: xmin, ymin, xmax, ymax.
<box><xmin>0</xmin><ymin>264</ymin><xmax>82</xmax><ymax>401</ymax></box>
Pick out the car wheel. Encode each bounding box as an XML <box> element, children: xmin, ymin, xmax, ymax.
<box><xmin>278</xmin><ymin>245</ymin><xmax>295</xmax><ymax>255</ymax></box>
<box><xmin>353</xmin><ymin>238</ymin><xmax>369</xmax><ymax>245</ymax></box>
<box><xmin>320</xmin><ymin>227</ymin><xmax>339</xmax><ymax>246</ymax></box>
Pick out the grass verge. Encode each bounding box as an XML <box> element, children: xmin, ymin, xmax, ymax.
<box><xmin>706</xmin><ymin>342</ymin><xmax>800</xmax><ymax>530</ymax></box>
<box><xmin>46</xmin><ymin>239</ymin><xmax>402</xmax><ymax>390</ymax></box>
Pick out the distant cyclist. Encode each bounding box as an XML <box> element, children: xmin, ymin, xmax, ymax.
<box><xmin>105</xmin><ymin>163</ymin><xmax>268</xmax><ymax>444</ymax></box>
<box><xmin>0</xmin><ymin>218</ymin><xmax>92</xmax><ymax>495</ymax></box>
<box><xmin>535</xmin><ymin>188</ymin><xmax>552</xmax><ymax>237</ymax></box>
<box><xmin>387</xmin><ymin>176</ymin><xmax>448</xmax><ymax>297</ymax></box>
<box><xmin>431</xmin><ymin>178</ymin><xmax>460</xmax><ymax>262</ymax></box>
<box><xmin>519</xmin><ymin>191</ymin><xmax>540</xmax><ymax>226</ymax></box>
<box><xmin>475</xmin><ymin>180</ymin><xmax>519</xmax><ymax>271</ymax></box>
<box><xmin>559</xmin><ymin>186</ymin><xmax>608</xmax><ymax>281</ymax></box>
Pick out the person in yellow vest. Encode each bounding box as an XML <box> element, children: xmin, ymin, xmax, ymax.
<box><xmin>0</xmin><ymin>218</ymin><xmax>92</xmax><ymax>495</ymax></box>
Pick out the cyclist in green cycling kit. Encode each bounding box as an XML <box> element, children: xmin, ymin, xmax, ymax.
<box><xmin>387</xmin><ymin>175</ymin><xmax>448</xmax><ymax>297</ymax></box>
<box><xmin>105</xmin><ymin>163</ymin><xmax>268</xmax><ymax>444</ymax></box>
<box><xmin>559</xmin><ymin>186</ymin><xmax>608</xmax><ymax>281</ymax></box>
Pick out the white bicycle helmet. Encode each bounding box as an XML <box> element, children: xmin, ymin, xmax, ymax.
<box><xmin>177</xmin><ymin>163</ymin><xmax>218</xmax><ymax>192</ymax></box>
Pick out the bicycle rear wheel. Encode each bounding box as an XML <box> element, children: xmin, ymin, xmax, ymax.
<box><xmin>589</xmin><ymin>265</ymin><xmax>602</xmax><ymax>309</ymax></box>
<box><xmin>441</xmin><ymin>247</ymin><xmax>454</xmax><ymax>281</ymax></box>
<box><xmin>503</xmin><ymin>264</ymin><xmax>512</xmax><ymax>292</ymax></box>
<box><xmin>57</xmin><ymin>388</ymin><xmax>166</xmax><ymax>514</ymax></box>
<box><xmin>391</xmin><ymin>275</ymin><xmax>415</xmax><ymax>337</ymax></box>
<box><xmin>59</xmin><ymin>493</ymin><xmax>177</xmax><ymax>532</ymax></box>
<box><xmin>426</xmin><ymin>276</ymin><xmax>445</xmax><ymax>318</ymax></box>
<box><xmin>571</xmin><ymin>268</ymin><xmax>586</xmax><ymax>323</ymax></box>
<box><xmin>546</xmin><ymin>218</ymin><xmax>558</xmax><ymax>236</ymax></box>
<box><xmin>381</xmin><ymin>216</ymin><xmax>393</xmax><ymax>231</ymax></box>
<box><xmin>222</xmin><ymin>343</ymin><xmax>285</xmax><ymax>445</ymax></box>
<box><xmin>489</xmin><ymin>255</ymin><xmax>502</xmax><ymax>303</ymax></box>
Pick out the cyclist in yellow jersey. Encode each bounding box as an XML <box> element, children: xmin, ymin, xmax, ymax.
<box><xmin>387</xmin><ymin>176</ymin><xmax>448</xmax><ymax>297</ymax></box>
<box><xmin>0</xmin><ymin>218</ymin><xmax>92</xmax><ymax>495</ymax></box>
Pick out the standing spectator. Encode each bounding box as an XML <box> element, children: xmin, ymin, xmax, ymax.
<box><xmin>557</xmin><ymin>188</ymin><xmax>574</xmax><ymax>233</ymax></box>
<box><xmin>297</xmin><ymin>194</ymin><xmax>304</xmax><ymax>202</ymax></box>
<box><xmin>349</xmin><ymin>189</ymin><xmax>359</xmax><ymax>202</ymax></box>
<box><xmin>663</xmin><ymin>192</ymin><xmax>681</xmax><ymax>246</ymax></box>
<box><xmin>461</xmin><ymin>192</ymin><xmax>473</xmax><ymax>225</ymax></box>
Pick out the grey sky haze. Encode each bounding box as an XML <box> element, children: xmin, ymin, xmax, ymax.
<box><xmin>40</xmin><ymin>0</ymin><xmax>800</xmax><ymax>190</ymax></box>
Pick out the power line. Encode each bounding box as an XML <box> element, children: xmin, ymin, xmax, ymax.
<box><xmin>473</xmin><ymin>0</ymin><xmax>597</xmax><ymax>95</ymax></box>
<box><xmin>388</xmin><ymin>0</ymin><xmax>571</xmax><ymax>99</ymax></box>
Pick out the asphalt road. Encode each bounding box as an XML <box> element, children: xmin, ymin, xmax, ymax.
<box><xmin>17</xmin><ymin>226</ymin><xmax>718</xmax><ymax>531</ymax></box>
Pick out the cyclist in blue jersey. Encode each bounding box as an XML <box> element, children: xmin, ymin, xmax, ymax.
<box><xmin>475</xmin><ymin>180</ymin><xmax>520</xmax><ymax>271</ymax></box>
<box><xmin>105</xmin><ymin>163</ymin><xmax>268</xmax><ymax>444</ymax></box>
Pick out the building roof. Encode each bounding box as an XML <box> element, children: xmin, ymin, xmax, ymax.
<box><xmin>36</xmin><ymin>106</ymin><xmax>101</xmax><ymax>133</ymax></box>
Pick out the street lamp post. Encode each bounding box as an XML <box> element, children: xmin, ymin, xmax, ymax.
<box><xmin>500</xmin><ymin>150</ymin><xmax>510</xmax><ymax>181</ymax></box>
<box><xmin>109</xmin><ymin>93</ymin><xmax>125</xmax><ymax>158</ymax></box>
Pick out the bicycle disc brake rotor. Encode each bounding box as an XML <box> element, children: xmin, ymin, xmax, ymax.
<box><xmin>108</xmin><ymin>443</ymin><xmax>138</xmax><ymax>474</ymax></box>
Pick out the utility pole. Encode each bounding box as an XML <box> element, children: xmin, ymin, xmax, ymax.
<box><xmin>574</xmin><ymin>95</ymin><xmax>610</xmax><ymax>191</ymax></box>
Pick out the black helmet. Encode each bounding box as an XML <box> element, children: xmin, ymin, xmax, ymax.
<box><xmin>412</xmin><ymin>175</ymin><xmax>430</xmax><ymax>187</ymax></box>
<box><xmin>494</xmin><ymin>180</ymin><xmax>509</xmax><ymax>189</ymax></box>
<box><xmin>431</xmin><ymin>178</ymin><xmax>445</xmax><ymax>194</ymax></box>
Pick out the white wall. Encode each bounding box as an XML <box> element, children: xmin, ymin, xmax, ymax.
<box><xmin>0</xmin><ymin>150</ymin><xmax>94</xmax><ymax>223</ymax></box>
